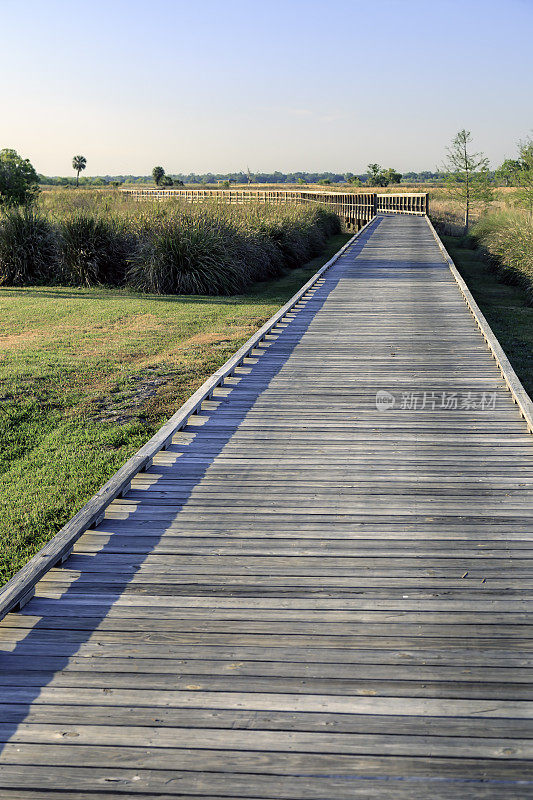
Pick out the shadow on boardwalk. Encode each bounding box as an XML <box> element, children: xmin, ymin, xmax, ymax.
<box><xmin>0</xmin><ymin>220</ymin><xmax>381</xmax><ymax>752</ymax></box>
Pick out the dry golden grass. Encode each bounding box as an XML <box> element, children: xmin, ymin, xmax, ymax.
<box><xmin>429</xmin><ymin>188</ymin><xmax>523</xmax><ymax>235</ymax></box>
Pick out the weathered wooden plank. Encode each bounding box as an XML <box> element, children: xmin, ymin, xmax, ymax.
<box><xmin>0</xmin><ymin>674</ymin><xmax>533</xmax><ymax>717</ymax></box>
<box><xmin>1</xmin><ymin>742</ymin><xmax>532</xmax><ymax>774</ymax></box>
<box><xmin>4</xmin><ymin>614</ymin><xmax>533</xmax><ymax>640</ymax></box>
<box><xmin>0</xmin><ymin>764</ymin><xmax>528</xmax><ymax>799</ymax></box>
<box><xmin>43</xmin><ymin>553</ymin><xmax>533</xmax><ymax>571</ymax></box>
<box><xmin>27</xmin><ymin>593</ymin><xmax>533</xmax><ymax>610</ymax></box>
<box><xmin>1</xmin><ymin>653</ymin><xmax>530</xmax><ymax>683</ymax></box>
<box><xmin>2</xmin><ymin>640</ymin><xmax>530</xmax><ymax>667</ymax></box>
<box><xmin>0</xmin><ymin>670</ymin><xmax>530</xmax><ymax>701</ymax></box>
<box><xmin>0</xmin><ymin>790</ymin><xmax>522</xmax><ymax>800</ymax></box>
<box><xmin>0</xmin><ymin>790</ymin><xmax>525</xmax><ymax>800</ymax></box>
<box><xmin>17</xmin><ymin>603</ymin><xmax>533</xmax><ymax>623</ymax></box>
<box><xmin>0</xmin><ymin>741</ymin><xmax>531</xmax><ymax>772</ymax></box>
<box><xmin>0</xmin><ymin>704</ymin><xmax>531</xmax><ymax>739</ymax></box>
<box><xmin>70</xmin><ymin>539</ymin><xmax>533</xmax><ymax>557</ymax></box>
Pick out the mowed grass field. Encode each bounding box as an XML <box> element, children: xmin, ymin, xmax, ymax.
<box><xmin>0</xmin><ymin>233</ymin><xmax>350</xmax><ymax>586</ymax></box>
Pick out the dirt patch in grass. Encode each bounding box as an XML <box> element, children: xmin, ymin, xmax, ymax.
<box><xmin>92</xmin><ymin>371</ymin><xmax>172</xmax><ymax>425</ymax></box>
<box><xmin>0</xmin><ymin>329</ymin><xmax>44</xmax><ymax>349</ymax></box>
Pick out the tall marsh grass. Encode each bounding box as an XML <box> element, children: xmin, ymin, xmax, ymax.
<box><xmin>472</xmin><ymin>210</ymin><xmax>533</xmax><ymax>301</ymax></box>
<box><xmin>430</xmin><ymin>189</ymin><xmax>533</xmax><ymax>303</ymax></box>
<box><xmin>0</xmin><ymin>191</ymin><xmax>341</xmax><ymax>294</ymax></box>
<box><xmin>59</xmin><ymin>214</ymin><xmax>133</xmax><ymax>286</ymax></box>
<box><xmin>0</xmin><ymin>206</ymin><xmax>57</xmax><ymax>285</ymax></box>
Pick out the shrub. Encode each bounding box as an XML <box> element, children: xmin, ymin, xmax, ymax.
<box><xmin>243</xmin><ymin>204</ymin><xmax>340</xmax><ymax>271</ymax></box>
<box><xmin>472</xmin><ymin>210</ymin><xmax>533</xmax><ymax>301</ymax></box>
<box><xmin>0</xmin><ymin>206</ymin><xmax>57</xmax><ymax>285</ymax></box>
<box><xmin>59</xmin><ymin>214</ymin><xmax>132</xmax><ymax>286</ymax></box>
<box><xmin>127</xmin><ymin>211</ymin><xmax>251</xmax><ymax>295</ymax></box>
<box><xmin>0</xmin><ymin>149</ymin><xmax>40</xmax><ymax>206</ymax></box>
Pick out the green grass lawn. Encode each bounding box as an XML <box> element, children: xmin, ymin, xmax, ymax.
<box><xmin>0</xmin><ymin>234</ymin><xmax>350</xmax><ymax>586</ymax></box>
<box><xmin>443</xmin><ymin>235</ymin><xmax>533</xmax><ymax>398</ymax></box>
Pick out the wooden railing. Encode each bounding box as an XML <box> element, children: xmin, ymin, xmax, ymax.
<box><xmin>120</xmin><ymin>188</ymin><xmax>429</xmax><ymax>228</ymax></box>
<box><xmin>377</xmin><ymin>193</ymin><xmax>429</xmax><ymax>214</ymax></box>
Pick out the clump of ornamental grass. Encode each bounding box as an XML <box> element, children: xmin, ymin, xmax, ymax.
<box><xmin>215</xmin><ymin>204</ymin><xmax>285</xmax><ymax>281</ymax></box>
<box><xmin>59</xmin><ymin>213</ymin><xmax>132</xmax><ymax>286</ymax></box>
<box><xmin>238</xmin><ymin>203</ymin><xmax>340</xmax><ymax>270</ymax></box>
<box><xmin>0</xmin><ymin>205</ymin><xmax>57</xmax><ymax>285</ymax></box>
<box><xmin>258</xmin><ymin>210</ymin><xmax>318</xmax><ymax>266</ymax></box>
<box><xmin>472</xmin><ymin>210</ymin><xmax>533</xmax><ymax>301</ymax></box>
<box><xmin>270</xmin><ymin>205</ymin><xmax>341</xmax><ymax>264</ymax></box>
<box><xmin>127</xmin><ymin>211</ymin><xmax>252</xmax><ymax>295</ymax></box>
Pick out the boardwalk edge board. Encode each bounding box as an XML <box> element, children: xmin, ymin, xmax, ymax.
<box><xmin>426</xmin><ymin>216</ymin><xmax>533</xmax><ymax>434</ymax></box>
<box><xmin>0</xmin><ymin>219</ymin><xmax>375</xmax><ymax>621</ymax></box>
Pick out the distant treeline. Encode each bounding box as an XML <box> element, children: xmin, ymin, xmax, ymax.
<box><xmin>39</xmin><ymin>170</ymin><xmax>447</xmax><ymax>187</ymax></box>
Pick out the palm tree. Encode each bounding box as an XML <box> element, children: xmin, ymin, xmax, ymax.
<box><xmin>72</xmin><ymin>155</ymin><xmax>87</xmax><ymax>187</ymax></box>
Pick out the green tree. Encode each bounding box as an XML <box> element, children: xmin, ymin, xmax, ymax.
<box><xmin>383</xmin><ymin>167</ymin><xmax>402</xmax><ymax>185</ymax></box>
<box><xmin>160</xmin><ymin>174</ymin><xmax>174</xmax><ymax>186</ymax></box>
<box><xmin>152</xmin><ymin>166</ymin><xmax>165</xmax><ymax>186</ymax></box>
<box><xmin>443</xmin><ymin>129</ymin><xmax>493</xmax><ymax>233</ymax></box>
<box><xmin>495</xmin><ymin>158</ymin><xmax>522</xmax><ymax>187</ymax></box>
<box><xmin>0</xmin><ymin>149</ymin><xmax>40</xmax><ymax>205</ymax></box>
<box><xmin>366</xmin><ymin>163</ymin><xmax>389</xmax><ymax>187</ymax></box>
<box><xmin>72</xmin><ymin>155</ymin><xmax>87</xmax><ymax>187</ymax></box>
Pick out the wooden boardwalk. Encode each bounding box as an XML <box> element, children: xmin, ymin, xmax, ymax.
<box><xmin>0</xmin><ymin>214</ymin><xmax>532</xmax><ymax>798</ymax></box>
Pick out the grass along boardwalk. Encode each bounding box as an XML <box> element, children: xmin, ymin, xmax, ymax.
<box><xmin>0</xmin><ymin>214</ymin><xmax>532</xmax><ymax>798</ymax></box>
<box><xmin>120</xmin><ymin>187</ymin><xmax>429</xmax><ymax>231</ymax></box>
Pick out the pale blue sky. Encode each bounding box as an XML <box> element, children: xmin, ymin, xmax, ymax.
<box><xmin>1</xmin><ymin>0</ymin><xmax>531</xmax><ymax>175</ymax></box>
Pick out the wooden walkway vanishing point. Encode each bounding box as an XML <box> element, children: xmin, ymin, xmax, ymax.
<box><xmin>0</xmin><ymin>214</ymin><xmax>532</xmax><ymax>798</ymax></box>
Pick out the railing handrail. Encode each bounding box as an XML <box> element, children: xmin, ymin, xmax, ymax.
<box><xmin>118</xmin><ymin>188</ymin><xmax>429</xmax><ymax>220</ymax></box>
<box><xmin>120</xmin><ymin>188</ymin><xmax>428</xmax><ymax>198</ymax></box>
